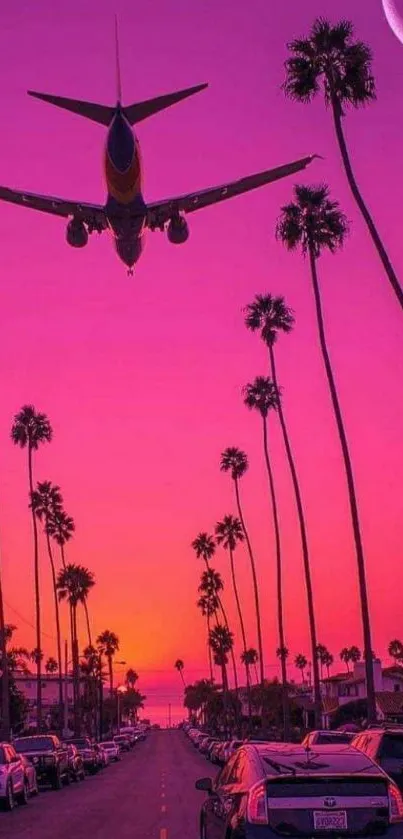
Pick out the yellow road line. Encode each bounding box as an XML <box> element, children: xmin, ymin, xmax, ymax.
<box><xmin>161</xmin><ymin>804</ymin><xmax>167</xmax><ymax>813</ymax></box>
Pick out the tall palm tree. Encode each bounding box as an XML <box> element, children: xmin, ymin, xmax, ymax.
<box><xmin>191</xmin><ymin>532</ymin><xmax>216</xmax><ymax>570</ymax></box>
<box><xmin>125</xmin><ymin>668</ymin><xmax>139</xmax><ymax>689</ymax></box>
<box><xmin>215</xmin><ymin>515</ymin><xmax>251</xmax><ymax>720</ymax></box>
<box><xmin>209</xmin><ymin>625</ymin><xmax>234</xmax><ymax>695</ymax></box>
<box><xmin>241</xmin><ymin>648</ymin><xmax>259</xmax><ymax>684</ymax></box>
<box><xmin>340</xmin><ymin>647</ymin><xmax>352</xmax><ymax>674</ymax></box>
<box><xmin>174</xmin><ymin>659</ymin><xmax>186</xmax><ymax>687</ymax></box>
<box><xmin>349</xmin><ymin>645</ymin><xmax>361</xmax><ymax>666</ymax></box>
<box><xmin>316</xmin><ymin>643</ymin><xmax>330</xmax><ymax>681</ymax></box>
<box><xmin>96</xmin><ymin>630</ymin><xmax>120</xmax><ymax>697</ymax></box>
<box><xmin>47</xmin><ymin>509</ymin><xmax>75</xmax><ymax>568</ymax></box>
<box><xmin>198</xmin><ymin>569</ymin><xmax>239</xmax><ymax>696</ymax></box>
<box><xmin>295</xmin><ymin>653</ymin><xmax>308</xmax><ymax>683</ymax></box>
<box><xmin>243</xmin><ymin>377</ymin><xmax>290</xmax><ymax>739</ymax></box>
<box><xmin>388</xmin><ymin>640</ymin><xmax>403</xmax><ymax>665</ymax></box>
<box><xmin>57</xmin><ymin>563</ymin><xmax>95</xmax><ymax>732</ymax></box>
<box><xmin>0</xmin><ymin>566</ymin><xmax>10</xmax><ymax>739</ymax></box>
<box><xmin>11</xmin><ymin>404</ymin><xmax>53</xmax><ymax>730</ymax></box>
<box><xmin>197</xmin><ymin>594</ymin><xmax>216</xmax><ymax>681</ymax></box>
<box><xmin>277</xmin><ymin>183</ymin><xmax>376</xmax><ymax>724</ymax></box>
<box><xmin>323</xmin><ymin>651</ymin><xmax>334</xmax><ymax>679</ymax></box>
<box><xmin>244</xmin><ymin>293</ymin><xmax>322</xmax><ymax>728</ymax></box>
<box><xmin>220</xmin><ymin>447</ymin><xmax>264</xmax><ymax>685</ymax></box>
<box><xmin>45</xmin><ymin>657</ymin><xmax>58</xmax><ymax>674</ymax></box>
<box><xmin>283</xmin><ymin>17</ymin><xmax>403</xmax><ymax>310</ymax></box>
<box><xmin>31</xmin><ymin>481</ymin><xmax>64</xmax><ymax>714</ymax></box>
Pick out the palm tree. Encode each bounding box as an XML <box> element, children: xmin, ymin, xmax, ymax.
<box><xmin>11</xmin><ymin>405</ymin><xmax>53</xmax><ymax>730</ymax></box>
<box><xmin>209</xmin><ymin>625</ymin><xmax>234</xmax><ymax>695</ymax></box>
<box><xmin>191</xmin><ymin>532</ymin><xmax>216</xmax><ymax>569</ymax></box>
<box><xmin>241</xmin><ymin>648</ymin><xmax>259</xmax><ymax>684</ymax></box>
<box><xmin>316</xmin><ymin>643</ymin><xmax>330</xmax><ymax>680</ymax></box>
<box><xmin>349</xmin><ymin>645</ymin><xmax>361</xmax><ymax>666</ymax></box>
<box><xmin>197</xmin><ymin>594</ymin><xmax>216</xmax><ymax>681</ymax></box>
<box><xmin>31</xmin><ymin>481</ymin><xmax>64</xmax><ymax>713</ymax></box>
<box><xmin>57</xmin><ymin>564</ymin><xmax>95</xmax><ymax>732</ymax></box>
<box><xmin>125</xmin><ymin>668</ymin><xmax>139</xmax><ymax>689</ymax></box>
<box><xmin>295</xmin><ymin>653</ymin><xmax>308</xmax><ymax>683</ymax></box>
<box><xmin>323</xmin><ymin>651</ymin><xmax>334</xmax><ymax>679</ymax></box>
<box><xmin>45</xmin><ymin>657</ymin><xmax>58</xmax><ymax>674</ymax></box>
<box><xmin>0</xmin><ymin>567</ymin><xmax>10</xmax><ymax>739</ymax></box>
<box><xmin>220</xmin><ymin>447</ymin><xmax>264</xmax><ymax>685</ymax></box>
<box><xmin>389</xmin><ymin>640</ymin><xmax>403</xmax><ymax>665</ymax></box>
<box><xmin>243</xmin><ymin>377</ymin><xmax>290</xmax><ymax>739</ymax></box>
<box><xmin>283</xmin><ymin>17</ymin><xmax>403</xmax><ymax>309</ymax></box>
<box><xmin>244</xmin><ymin>293</ymin><xmax>322</xmax><ymax>728</ymax></box>
<box><xmin>174</xmin><ymin>659</ymin><xmax>186</xmax><ymax>687</ymax></box>
<box><xmin>96</xmin><ymin>630</ymin><xmax>120</xmax><ymax>697</ymax></box>
<box><xmin>277</xmin><ymin>183</ymin><xmax>376</xmax><ymax>724</ymax></box>
<box><xmin>340</xmin><ymin>647</ymin><xmax>352</xmax><ymax>674</ymax></box>
<box><xmin>47</xmin><ymin>509</ymin><xmax>75</xmax><ymax>568</ymax></box>
<box><xmin>198</xmin><ymin>569</ymin><xmax>239</xmax><ymax>696</ymax></box>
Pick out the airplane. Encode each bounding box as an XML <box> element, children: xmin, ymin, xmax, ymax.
<box><xmin>0</xmin><ymin>26</ymin><xmax>317</xmax><ymax>274</ymax></box>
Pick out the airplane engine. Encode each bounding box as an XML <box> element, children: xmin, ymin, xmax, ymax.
<box><xmin>167</xmin><ymin>215</ymin><xmax>189</xmax><ymax>244</ymax></box>
<box><xmin>66</xmin><ymin>219</ymin><xmax>88</xmax><ymax>248</ymax></box>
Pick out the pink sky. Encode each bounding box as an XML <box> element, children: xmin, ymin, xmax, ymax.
<box><xmin>0</xmin><ymin>0</ymin><xmax>402</xmax><ymax>719</ymax></box>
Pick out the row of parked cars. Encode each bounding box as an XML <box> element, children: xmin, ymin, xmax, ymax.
<box><xmin>0</xmin><ymin>724</ymin><xmax>147</xmax><ymax>811</ymax></box>
<box><xmin>185</xmin><ymin>723</ymin><xmax>403</xmax><ymax>838</ymax></box>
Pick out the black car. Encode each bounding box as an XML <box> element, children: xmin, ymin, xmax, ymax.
<box><xmin>65</xmin><ymin>743</ymin><xmax>85</xmax><ymax>782</ymax></box>
<box><xmin>196</xmin><ymin>743</ymin><xmax>403</xmax><ymax>838</ymax></box>
<box><xmin>66</xmin><ymin>738</ymin><xmax>101</xmax><ymax>774</ymax></box>
<box><xmin>13</xmin><ymin>735</ymin><xmax>69</xmax><ymax>790</ymax></box>
<box><xmin>352</xmin><ymin>727</ymin><xmax>403</xmax><ymax>792</ymax></box>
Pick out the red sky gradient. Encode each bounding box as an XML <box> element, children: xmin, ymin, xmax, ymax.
<box><xmin>0</xmin><ymin>0</ymin><xmax>402</xmax><ymax>721</ymax></box>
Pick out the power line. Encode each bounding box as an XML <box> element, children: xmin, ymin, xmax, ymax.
<box><xmin>4</xmin><ymin>599</ymin><xmax>58</xmax><ymax>643</ymax></box>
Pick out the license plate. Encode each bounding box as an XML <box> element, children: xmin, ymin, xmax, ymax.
<box><xmin>313</xmin><ymin>810</ymin><xmax>347</xmax><ymax>831</ymax></box>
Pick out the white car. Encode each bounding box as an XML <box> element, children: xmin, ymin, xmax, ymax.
<box><xmin>0</xmin><ymin>743</ymin><xmax>30</xmax><ymax>810</ymax></box>
<box><xmin>102</xmin><ymin>741</ymin><xmax>120</xmax><ymax>762</ymax></box>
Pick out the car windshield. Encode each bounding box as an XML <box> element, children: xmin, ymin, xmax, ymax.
<box><xmin>14</xmin><ymin>737</ymin><xmax>55</xmax><ymax>752</ymax></box>
<box><xmin>103</xmin><ymin>742</ymin><xmax>115</xmax><ymax>748</ymax></box>
<box><xmin>380</xmin><ymin>734</ymin><xmax>403</xmax><ymax>759</ymax></box>
<box><xmin>68</xmin><ymin>739</ymin><xmax>91</xmax><ymax>748</ymax></box>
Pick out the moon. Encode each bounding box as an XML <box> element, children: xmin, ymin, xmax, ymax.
<box><xmin>382</xmin><ymin>0</ymin><xmax>403</xmax><ymax>44</ymax></box>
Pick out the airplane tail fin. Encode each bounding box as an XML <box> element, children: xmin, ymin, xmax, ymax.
<box><xmin>28</xmin><ymin>83</ymin><xmax>208</xmax><ymax>127</ymax></box>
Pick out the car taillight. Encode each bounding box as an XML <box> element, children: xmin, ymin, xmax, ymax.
<box><xmin>247</xmin><ymin>781</ymin><xmax>268</xmax><ymax>825</ymax></box>
<box><xmin>389</xmin><ymin>782</ymin><xmax>403</xmax><ymax>822</ymax></box>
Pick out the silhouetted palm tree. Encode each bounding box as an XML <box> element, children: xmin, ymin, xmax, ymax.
<box><xmin>277</xmin><ymin>183</ymin><xmax>376</xmax><ymax>724</ymax></box>
<box><xmin>197</xmin><ymin>594</ymin><xmax>216</xmax><ymax>681</ymax></box>
<box><xmin>174</xmin><ymin>659</ymin><xmax>186</xmax><ymax>687</ymax></box>
<box><xmin>97</xmin><ymin>630</ymin><xmax>120</xmax><ymax>697</ymax></box>
<box><xmin>349</xmin><ymin>645</ymin><xmax>361</xmax><ymax>665</ymax></box>
<box><xmin>340</xmin><ymin>647</ymin><xmax>352</xmax><ymax>674</ymax></box>
<box><xmin>295</xmin><ymin>653</ymin><xmax>308</xmax><ymax>683</ymax></box>
<box><xmin>244</xmin><ymin>293</ymin><xmax>322</xmax><ymax>728</ymax></box>
<box><xmin>323</xmin><ymin>651</ymin><xmax>334</xmax><ymax>679</ymax></box>
<box><xmin>220</xmin><ymin>447</ymin><xmax>264</xmax><ymax>685</ymax></box>
<box><xmin>215</xmin><ymin>514</ymin><xmax>251</xmax><ymax>720</ymax></box>
<box><xmin>283</xmin><ymin>17</ymin><xmax>403</xmax><ymax>309</ymax></box>
<box><xmin>47</xmin><ymin>509</ymin><xmax>75</xmax><ymax>568</ymax></box>
<box><xmin>316</xmin><ymin>644</ymin><xmax>330</xmax><ymax>680</ymax></box>
<box><xmin>243</xmin><ymin>377</ymin><xmax>290</xmax><ymax>739</ymax></box>
<box><xmin>125</xmin><ymin>668</ymin><xmax>139</xmax><ymax>689</ymax></box>
<box><xmin>57</xmin><ymin>563</ymin><xmax>95</xmax><ymax>731</ymax></box>
<box><xmin>11</xmin><ymin>405</ymin><xmax>53</xmax><ymax>730</ymax></box>
<box><xmin>192</xmin><ymin>532</ymin><xmax>216</xmax><ymax>570</ymax></box>
<box><xmin>209</xmin><ymin>624</ymin><xmax>234</xmax><ymax>696</ymax></box>
<box><xmin>45</xmin><ymin>657</ymin><xmax>58</xmax><ymax>674</ymax></box>
<box><xmin>198</xmin><ymin>569</ymin><xmax>239</xmax><ymax>696</ymax></box>
<box><xmin>241</xmin><ymin>648</ymin><xmax>259</xmax><ymax>684</ymax></box>
<box><xmin>31</xmin><ymin>480</ymin><xmax>64</xmax><ymax>713</ymax></box>
<box><xmin>389</xmin><ymin>640</ymin><xmax>403</xmax><ymax>665</ymax></box>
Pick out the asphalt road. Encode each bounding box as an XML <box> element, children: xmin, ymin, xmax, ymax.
<box><xmin>0</xmin><ymin>731</ymin><xmax>214</xmax><ymax>839</ymax></box>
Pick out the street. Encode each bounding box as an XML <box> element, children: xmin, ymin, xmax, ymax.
<box><xmin>0</xmin><ymin>732</ymin><xmax>212</xmax><ymax>839</ymax></box>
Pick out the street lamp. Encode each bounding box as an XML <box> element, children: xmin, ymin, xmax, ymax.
<box><xmin>116</xmin><ymin>685</ymin><xmax>127</xmax><ymax>734</ymax></box>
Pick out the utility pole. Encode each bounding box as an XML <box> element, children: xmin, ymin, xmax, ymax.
<box><xmin>63</xmin><ymin>640</ymin><xmax>69</xmax><ymax>737</ymax></box>
<box><xmin>0</xmin><ymin>562</ymin><xmax>10</xmax><ymax>740</ymax></box>
<box><xmin>99</xmin><ymin>653</ymin><xmax>103</xmax><ymax>742</ymax></box>
<box><xmin>168</xmin><ymin>703</ymin><xmax>171</xmax><ymax>729</ymax></box>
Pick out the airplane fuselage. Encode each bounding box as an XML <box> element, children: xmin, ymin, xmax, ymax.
<box><xmin>104</xmin><ymin>107</ymin><xmax>146</xmax><ymax>270</ymax></box>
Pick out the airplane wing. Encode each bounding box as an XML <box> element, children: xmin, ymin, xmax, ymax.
<box><xmin>0</xmin><ymin>185</ymin><xmax>107</xmax><ymax>229</ymax></box>
<box><xmin>146</xmin><ymin>155</ymin><xmax>317</xmax><ymax>229</ymax></box>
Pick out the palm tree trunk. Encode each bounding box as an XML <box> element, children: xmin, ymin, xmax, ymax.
<box><xmin>308</xmin><ymin>244</ymin><xmax>376</xmax><ymax>723</ymax></box>
<box><xmin>46</xmin><ymin>531</ymin><xmax>64</xmax><ymax>726</ymax></box>
<box><xmin>0</xmin><ymin>567</ymin><xmax>10</xmax><ymax>740</ymax></box>
<box><xmin>83</xmin><ymin>601</ymin><xmax>92</xmax><ymax>647</ymax></box>
<box><xmin>60</xmin><ymin>543</ymin><xmax>66</xmax><ymax>569</ymax></box>
<box><xmin>233</xmin><ymin>478</ymin><xmax>265</xmax><ymax>685</ymax></box>
<box><xmin>331</xmin><ymin>100</ymin><xmax>403</xmax><ymax>310</ymax></box>
<box><xmin>228</xmin><ymin>546</ymin><xmax>252</xmax><ymax>724</ymax></box>
<box><xmin>269</xmin><ymin>344</ymin><xmax>321</xmax><ymax>728</ymax></box>
<box><xmin>108</xmin><ymin>655</ymin><xmax>113</xmax><ymax>698</ymax></box>
<box><xmin>28</xmin><ymin>445</ymin><xmax>42</xmax><ymax>731</ymax></box>
<box><xmin>254</xmin><ymin>663</ymin><xmax>259</xmax><ymax>684</ymax></box>
<box><xmin>206</xmin><ymin>614</ymin><xmax>214</xmax><ymax>681</ymax></box>
<box><xmin>72</xmin><ymin>604</ymin><xmax>80</xmax><ymax>735</ymax></box>
<box><xmin>218</xmin><ymin>598</ymin><xmax>239</xmax><ymax>700</ymax></box>
<box><xmin>262</xmin><ymin>414</ymin><xmax>290</xmax><ymax>740</ymax></box>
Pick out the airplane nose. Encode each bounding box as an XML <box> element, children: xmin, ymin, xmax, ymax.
<box><xmin>107</xmin><ymin>112</ymin><xmax>135</xmax><ymax>172</ymax></box>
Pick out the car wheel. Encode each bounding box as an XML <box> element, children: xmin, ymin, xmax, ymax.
<box><xmin>52</xmin><ymin>769</ymin><xmax>63</xmax><ymax>790</ymax></box>
<box><xmin>17</xmin><ymin>779</ymin><xmax>29</xmax><ymax>806</ymax></box>
<box><xmin>200</xmin><ymin>815</ymin><xmax>207</xmax><ymax>839</ymax></box>
<box><xmin>4</xmin><ymin>781</ymin><xmax>14</xmax><ymax>811</ymax></box>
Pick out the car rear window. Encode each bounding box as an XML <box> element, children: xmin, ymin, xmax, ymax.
<box><xmin>380</xmin><ymin>734</ymin><xmax>403</xmax><ymax>759</ymax></box>
<box><xmin>261</xmin><ymin>748</ymin><xmax>378</xmax><ymax>776</ymax></box>
<box><xmin>267</xmin><ymin>777</ymin><xmax>388</xmax><ymax>796</ymax></box>
<box><xmin>316</xmin><ymin>733</ymin><xmax>353</xmax><ymax>744</ymax></box>
<box><xmin>14</xmin><ymin>736</ymin><xmax>55</xmax><ymax>752</ymax></box>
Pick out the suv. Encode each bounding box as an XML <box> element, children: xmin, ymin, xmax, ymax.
<box><xmin>13</xmin><ymin>735</ymin><xmax>69</xmax><ymax>790</ymax></box>
<box><xmin>196</xmin><ymin>743</ymin><xmax>403</xmax><ymax>837</ymax></box>
<box><xmin>0</xmin><ymin>743</ymin><xmax>30</xmax><ymax>810</ymax></box>
<box><xmin>66</xmin><ymin>738</ymin><xmax>101</xmax><ymax>774</ymax></box>
<box><xmin>352</xmin><ymin>727</ymin><xmax>403</xmax><ymax>792</ymax></box>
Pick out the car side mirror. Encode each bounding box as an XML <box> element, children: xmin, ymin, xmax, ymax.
<box><xmin>195</xmin><ymin>777</ymin><xmax>213</xmax><ymax>793</ymax></box>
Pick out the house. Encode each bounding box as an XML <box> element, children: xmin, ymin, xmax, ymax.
<box><xmin>320</xmin><ymin>660</ymin><xmax>403</xmax><ymax>727</ymax></box>
<box><xmin>13</xmin><ymin>672</ymin><xmax>76</xmax><ymax>730</ymax></box>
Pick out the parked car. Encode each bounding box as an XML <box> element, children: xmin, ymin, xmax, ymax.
<box><xmin>13</xmin><ymin>735</ymin><xmax>69</xmax><ymax>790</ymax></box>
<box><xmin>210</xmin><ymin>741</ymin><xmax>224</xmax><ymax>764</ymax></box>
<box><xmin>196</xmin><ymin>743</ymin><xmax>403</xmax><ymax>838</ymax></box>
<box><xmin>221</xmin><ymin>739</ymin><xmax>243</xmax><ymax>763</ymax></box>
<box><xmin>114</xmin><ymin>734</ymin><xmax>131</xmax><ymax>752</ymax></box>
<box><xmin>206</xmin><ymin>740</ymin><xmax>221</xmax><ymax>761</ymax></box>
<box><xmin>302</xmin><ymin>729</ymin><xmax>355</xmax><ymax>747</ymax></box>
<box><xmin>66</xmin><ymin>738</ymin><xmax>101</xmax><ymax>774</ymax></box>
<box><xmin>0</xmin><ymin>743</ymin><xmax>30</xmax><ymax>810</ymax></box>
<box><xmin>94</xmin><ymin>742</ymin><xmax>109</xmax><ymax>767</ymax></box>
<box><xmin>352</xmin><ymin>727</ymin><xmax>403</xmax><ymax>792</ymax></box>
<box><xmin>65</xmin><ymin>743</ymin><xmax>85</xmax><ymax>782</ymax></box>
<box><xmin>102</xmin><ymin>741</ymin><xmax>120</xmax><ymax>762</ymax></box>
<box><xmin>199</xmin><ymin>736</ymin><xmax>214</xmax><ymax>754</ymax></box>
